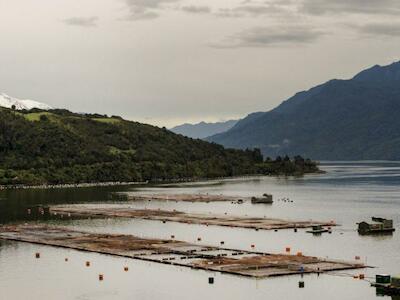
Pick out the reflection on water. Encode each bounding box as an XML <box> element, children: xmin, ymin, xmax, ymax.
<box><xmin>376</xmin><ymin>288</ymin><xmax>400</xmax><ymax>299</ymax></box>
<box><xmin>0</xmin><ymin>162</ymin><xmax>400</xmax><ymax>300</ymax></box>
<box><xmin>0</xmin><ymin>186</ymin><xmax>128</xmax><ymax>224</ymax></box>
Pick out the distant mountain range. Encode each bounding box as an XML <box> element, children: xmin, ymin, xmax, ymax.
<box><xmin>170</xmin><ymin>120</ymin><xmax>238</xmax><ymax>139</ymax></box>
<box><xmin>0</xmin><ymin>93</ymin><xmax>51</xmax><ymax>110</ymax></box>
<box><xmin>207</xmin><ymin>61</ymin><xmax>400</xmax><ymax>160</ymax></box>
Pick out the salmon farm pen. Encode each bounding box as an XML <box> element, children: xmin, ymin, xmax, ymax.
<box><xmin>128</xmin><ymin>194</ymin><xmax>251</xmax><ymax>203</ymax></box>
<box><xmin>0</xmin><ymin>225</ymin><xmax>365</xmax><ymax>278</ymax></box>
<box><xmin>49</xmin><ymin>205</ymin><xmax>336</xmax><ymax>231</ymax></box>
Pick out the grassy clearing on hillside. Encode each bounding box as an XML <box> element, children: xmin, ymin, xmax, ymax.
<box><xmin>108</xmin><ymin>146</ymin><xmax>136</xmax><ymax>155</ymax></box>
<box><xmin>93</xmin><ymin>118</ymin><xmax>122</xmax><ymax>124</ymax></box>
<box><xmin>24</xmin><ymin>112</ymin><xmax>55</xmax><ymax>122</ymax></box>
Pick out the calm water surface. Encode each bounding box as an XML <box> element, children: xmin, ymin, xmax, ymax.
<box><xmin>0</xmin><ymin>162</ymin><xmax>399</xmax><ymax>300</ymax></box>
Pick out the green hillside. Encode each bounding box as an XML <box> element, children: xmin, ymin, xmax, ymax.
<box><xmin>0</xmin><ymin>108</ymin><xmax>318</xmax><ymax>186</ymax></box>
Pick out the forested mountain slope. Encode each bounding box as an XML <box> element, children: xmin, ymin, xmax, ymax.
<box><xmin>0</xmin><ymin>108</ymin><xmax>318</xmax><ymax>185</ymax></box>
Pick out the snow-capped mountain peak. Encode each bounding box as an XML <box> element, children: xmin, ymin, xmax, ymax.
<box><xmin>0</xmin><ymin>93</ymin><xmax>52</xmax><ymax>110</ymax></box>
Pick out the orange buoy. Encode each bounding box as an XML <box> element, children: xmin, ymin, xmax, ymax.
<box><xmin>297</xmin><ymin>252</ymin><xmax>303</xmax><ymax>256</ymax></box>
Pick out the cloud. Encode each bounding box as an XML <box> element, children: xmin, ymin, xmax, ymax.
<box><xmin>181</xmin><ymin>5</ymin><xmax>211</xmax><ymax>14</ymax></box>
<box><xmin>127</xmin><ymin>11</ymin><xmax>160</xmax><ymax>20</ymax></box>
<box><xmin>63</xmin><ymin>16</ymin><xmax>99</xmax><ymax>27</ymax></box>
<box><xmin>124</xmin><ymin>0</ymin><xmax>180</xmax><ymax>21</ymax></box>
<box><xmin>301</xmin><ymin>0</ymin><xmax>400</xmax><ymax>15</ymax></box>
<box><xmin>357</xmin><ymin>22</ymin><xmax>400</xmax><ymax>37</ymax></box>
<box><xmin>217</xmin><ymin>3</ymin><xmax>292</xmax><ymax>18</ymax></box>
<box><xmin>211</xmin><ymin>25</ymin><xmax>326</xmax><ymax>48</ymax></box>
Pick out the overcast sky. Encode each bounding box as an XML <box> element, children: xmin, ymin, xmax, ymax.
<box><xmin>1</xmin><ymin>0</ymin><xmax>399</xmax><ymax>127</ymax></box>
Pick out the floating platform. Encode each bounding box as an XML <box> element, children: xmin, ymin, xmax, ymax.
<box><xmin>50</xmin><ymin>205</ymin><xmax>337</xmax><ymax>231</ymax></box>
<box><xmin>128</xmin><ymin>193</ymin><xmax>249</xmax><ymax>203</ymax></box>
<box><xmin>358</xmin><ymin>217</ymin><xmax>395</xmax><ymax>235</ymax></box>
<box><xmin>372</xmin><ymin>275</ymin><xmax>400</xmax><ymax>296</ymax></box>
<box><xmin>372</xmin><ymin>283</ymin><xmax>400</xmax><ymax>295</ymax></box>
<box><xmin>0</xmin><ymin>225</ymin><xmax>365</xmax><ymax>278</ymax></box>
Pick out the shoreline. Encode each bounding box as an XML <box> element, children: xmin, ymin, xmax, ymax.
<box><xmin>0</xmin><ymin>181</ymin><xmax>148</xmax><ymax>191</ymax></box>
<box><xmin>0</xmin><ymin>170</ymin><xmax>323</xmax><ymax>191</ymax></box>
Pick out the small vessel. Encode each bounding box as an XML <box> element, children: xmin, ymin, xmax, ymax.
<box><xmin>358</xmin><ymin>217</ymin><xmax>395</xmax><ymax>235</ymax></box>
<box><xmin>251</xmin><ymin>193</ymin><xmax>273</xmax><ymax>204</ymax></box>
<box><xmin>306</xmin><ymin>225</ymin><xmax>330</xmax><ymax>234</ymax></box>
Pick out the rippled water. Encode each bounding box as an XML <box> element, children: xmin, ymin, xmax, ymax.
<box><xmin>0</xmin><ymin>162</ymin><xmax>399</xmax><ymax>300</ymax></box>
